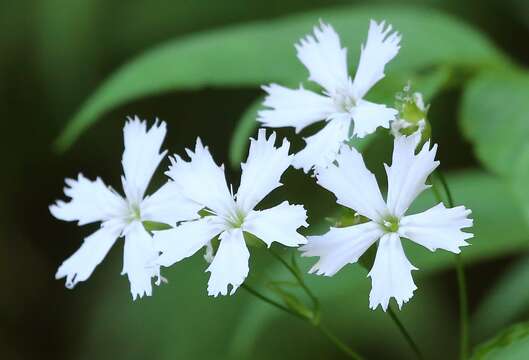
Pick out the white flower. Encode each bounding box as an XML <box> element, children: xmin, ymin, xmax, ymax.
<box><xmin>153</xmin><ymin>129</ymin><xmax>308</xmax><ymax>296</ymax></box>
<box><xmin>50</xmin><ymin>117</ymin><xmax>201</xmax><ymax>300</ymax></box>
<box><xmin>258</xmin><ymin>20</ymin><xmax>400</xmax><ymax>172</ymax></box>
<box><xmin>300</xmin><ymin>132</ymin><xmax>473</xmax><ymax>311</ymax></box>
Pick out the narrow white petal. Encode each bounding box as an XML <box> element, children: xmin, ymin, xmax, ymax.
<box><xmin>141</xmin><ymin>181</ymin><xmax>202</xmax><ymax>226</ymax></box>
<box><xmin>386</xmin><ymin>133</ymin><xmax>439</xmax><ymax>217</ymax></box>
<box><xmin>153</xmin><ymin>217</ymin><xmax>224</xmax><ymax>267</ymax></box>
<box><xmin>368</xmin><ymin>233</ymin><xmax>417</xmax><ymax>311</ymax></box>
<box><xmin>243</xmin><ymin>201</ymin><xmax>308</xmax><ymax>247</ymax></box>
<box><xmin>258</xmin><ymin>84</ymin><xmax>337</xmax><ymax>133</ymax></box>
<box><xmin>296</xmin><ymin>21</ymin><xmax>351</xmax><ymax>94</ymax></box>
<box><xmin>316</xmin><ymin>144</ymin><xmax>388</xmax><ymax>222</ymax></box>
<box><xmin>351</xmin><ymin>99</ymin><xmax>397</xmax><ymax>138</ymax></box>
<box><xmin>55</xmin><ymin>222</ymin><xmax>121</xmax><ymax>288</ymax></box>
<box><xmin>49</xmin><ymin>174</ymin><xmax>128</xmax><ymax>226</ymax></box>
<box><xmin>122</xmin><ymin>221</ymin><xmax>161</xmax><ymax>300</ymax></box>
<box><xmin>236</xmin><ymin>130</ymin><xmax>293</xmax><ymax>212</ymax></box>
<box><xmin>121</xmin><ymin>117</ymin><xmax>168</xmax><ymax>205</ymax></box>
<box><xmin>300</xmin><ymin>221</ymin><xmax>383</xmax><ymax>276</ymax></box>
<box><xmin>399</xmin><ymin>203</ymin><xmax>473</xmax><ymax>253</ymax></box>
<box><xmin>166</xmin><ymin>138</ymin><xmax>235</xmax><ymax>217</ymax></box>
<box><xmin>292</xmin><ymin>117</ymin><xmax>350</xmax><ymax>173</ymax></box>
<box><xmin>207</xmin><ymin>229</ymin><xmax>249</xmax><ymax>297</ymax></box>
<box><xmin>351</xmin><ymin>20</ymin><xmax>401</xmax><ymax>100</ymax></box>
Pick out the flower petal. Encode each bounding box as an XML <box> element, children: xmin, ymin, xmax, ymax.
<box><xmin>258</xmin><ymin>84</ymin><xmax>337</xmax><ymax>133</ymax></box>
<box><xmin>399</xmin><ymin>203</ymin><xmax>473</xmax><ymax>253</ymax></box>
<box><xmin>49</xmin><ymin>173</ymin><xmax>128</xmax><ymax>226</ymax></box>
<box><xmin>121</xmin><ymin>117</ymin><xmax>168</xmax><ymax>205</ymax></box>
<box><xmin>55</xmin><ymin>222</ymin><xmax>121</xmax><ymax>288</ymax></box>
<box><xmin>300</xmin><ymin>221</ymin><xmax>383</xmax><ymax>276</ymax></box>
<box><xmin>207</xmin><ymin>229</ymin><xmax>249</xmax><ymax>297</ymax></box>
<box><xmin>296</xmin><ymin>21</ymin><xmax>351</xmax><ymax>94</ymax></box>
<box><xmin>351</xmin><ymin>20</ymin><xmax>401</xmax><ymax>100</ymax></box>
<box><xmin>141</xmin><ymin>181</ymin><xmax>202</xmax><ymax>226</ymax></box>
<box><xmin>243</xmin><ymin>201</ymin><xmax>308</xmax><ymax>247</ymax></box>
<box><xmin>292</xmin><ymin>117</ymin><xmax>350</xmax><ymax>173</ymax></box>
<box><xmin>236</xmin><ymin>129</ymin><xmax>293</xmax><ymax>212</ymax></box>
<box><xmin>316</xmin><ymin>144</ymin><xmax>387</xmax><ymax>222</ymax></box>
<box><xmin>368</xmin><ymin>233</ymin><xmax>417</xmax><ymax>311</ymax></box>
<box><xmin>166</xmin><ymin>138</ymin><xmax>234</xmax><ymax>217</ymax></box>
<box><xmin>351</xmin><ymin>99</ymin><xmax>397</xmax><ymax>138</ymax></box>
<box><xmin>122</xmin><ymin>221</ymin><xmax>161</xmax><ymax>300</ymax></box>
<box><xmin>153</xmin><ymin>217</ymin><xmax>224</xmax><ymax>267</ymax></box>
<box><xmin>386</xmin><ymin>133</ymin><xmax>439</xmax><ymax>217</ymax></box>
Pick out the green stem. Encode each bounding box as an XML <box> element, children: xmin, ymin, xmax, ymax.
<box><xmin>265</xmin><ymin>247</ymin><xmax>363</xmax><ymax>359</ymax></box>
<box><xmin>387</xmin><ymin>307</ymin><xmax>424</xmax><ymax>360</ymax></box>
<box><xmin>269</xmin><ymin>248</ymin><xmax>320</xmax><ymax>314</ymax></box>
<box><xmin>316</xmin><ymin>323</ymin><xmax>364</xmax><ymax>360</ymax></box>
<box><xmin>240</xmin><ymin>283</ymin><xmax>304</xmax><ymax>320</ymax></box>
<box><xmin>432</xmin><ymin>170</ymin><xmax>469</xmax><ymax>360</ymax></box>
<box><xmin>454</xmin><ymin>253</ymin><xmax>469</xmax><ymax>360</ymax></box>
<box><xmin>242</xmin><ymin>281</ymin><xmax>363</xmax><ymax>359</ymax></box>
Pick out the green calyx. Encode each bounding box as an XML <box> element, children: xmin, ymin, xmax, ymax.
<box><xmin>400</xmin><ymin>98</ymin><xmax>427</xmax><ymax>124</ymax></box>
<box><xmin>329</xmin><ymin>207</ymin><xmax>369</xmax><ymax>228</ymax></box>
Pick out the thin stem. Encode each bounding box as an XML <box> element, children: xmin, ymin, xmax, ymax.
<box><xmin>387</xmin><ymin>307</ymin><xmax>424</xmax><ymax>360</ymax></box>
<box><xmin>242</xmin><ymin>282</ymin><xmax>363</xmax><ymax>359</ymax></box>
<box><xmin>432</xmin><ymin>170</ymin><xmax>469</xmax><ymax>360</ymax></box>
<box><xmin>267</xmin><ymin>248</ymin><xmax>364</xmax><ymax>359</ymax></box>
<box><xmin>437</xmin><ymin>170</ymin><xmax>454</xmax><ymax>207</ymax></box>
<box><xmin>269</xmin><ymin>248</ymin><xmax>319</xmax><ymax>312</ymax></box>
<box><xmin>316</xmin><ymin>323</ymin><xmax>364</xmax><ymax>360</ymax></box>
<box><xmin>454</xmin><ymin>253</ymin><xmax>469</xmax><ymax>360</ymax></box>
<box><xmin>240</xmin><ymin>283</ymin><xmax>304</xmax><ymax>320</ymax></box>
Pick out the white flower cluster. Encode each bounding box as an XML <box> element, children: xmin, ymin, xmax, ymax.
<box><xmin>51</xmin><ymin>20</ymin><xmax>473</xmax><ymax>310</ymax></box>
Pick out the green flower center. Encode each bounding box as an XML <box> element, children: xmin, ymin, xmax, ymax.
<box><xmin>382</xmin><ymin>215</ymin><xmax>400</xmax><ymax>233</ymax></box>
<box><xmin>227</xmin><ymin>209</ymin><xmax>246</xmax><ymax>228</ymax></box>
<box><xmin>130</xmin><ymin>204</ymin><xmax>141</xmax><ymax>221</ymax></box>
<box><xmin>334</xmin><ymin>93</ymin><xmax>356</xmax><ymax>113</ymax></box>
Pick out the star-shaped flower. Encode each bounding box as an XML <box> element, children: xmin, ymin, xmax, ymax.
<box><xmin>50</xmin><ymin>117</ymin><xmax>201</xmax><ymax>300</ymax></box>
<box><xmin>300</xmin><ymin>132</ymin><xmax>473</xmax><ymax>310</ymax></box>
<box><xmin>153</xmin><ymin>129</ymin><xmax>308</xmax><ymax>296</ymax></box>
<box><xmin>258</xmin><ymin>20</ymin><xmax>401</xmax><ymax>172</ymax></box>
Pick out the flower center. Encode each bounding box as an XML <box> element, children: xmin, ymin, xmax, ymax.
<box><xmin>226</xmin><ymin>209</ymin><xmax>246</xmax><ymax>228</ymax></box>
<box><xmin>382</xmin><ymin>215</ymin><xmax>400</xmax><ymax>233</ymax></box>
<box><xmin>333</xmin><ymin>90</ymin><xmax>356</xmax><ymax>113</ymax></box>
<box><xmin>129</xmin><ymin>203</ymin><xmax>141</xmax><ymax>221</ymax></box>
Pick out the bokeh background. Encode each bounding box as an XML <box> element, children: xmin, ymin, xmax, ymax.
<box><xmin>3</xmin><ymin>0</ymin><xmax>529</xmax><ymax>359</ymax></box>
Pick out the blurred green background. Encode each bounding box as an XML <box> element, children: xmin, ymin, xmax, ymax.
<box><xmin>4</xmin><ymin>0</ymin><xmax>529</xmax><ymax>359</ymax></box>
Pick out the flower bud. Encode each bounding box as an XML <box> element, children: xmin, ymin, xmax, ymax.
<box><xmin>391</xmin><ymin>83</ymin><xmax>431</xmax><ymax>144</ymax></box>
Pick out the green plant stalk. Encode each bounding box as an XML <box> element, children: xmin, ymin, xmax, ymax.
<box><xmin>432</xmin><ymin>170</ymin><xmax>469</xmax><ymax>360</ymax></box>
<box><xmin>269</xmin><ymin>248</ymin><xmax>320</xmax><ymax>317</ymax></box>
<box><xmin>240</xmin><ymin>283</ymin><xmax>303</xmax><ymax>320</ymax></box>
<box><xmin>242</xmin><ymin>249</ymin><xmax>364</xmax><ymax>359</ymax></box>
<box><xmin>356</xmin><ymin>261</ymin><xmax>424</xmax><ymax>360</ymax></box>
<box><xmin>387</xmin><ymin>307</ymin><xmax>425</xmax><ymax>360</ymax></box>
<box><xmin>316</xmin><ymin>322</ymin><xmax>364</xmax><ymax>360</ymax></box>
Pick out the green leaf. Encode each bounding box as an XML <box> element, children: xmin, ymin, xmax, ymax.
<box><xmin>142</xmin><ymin>221</ymin><xmax>172</xmax><ymax>232</ymax></box>
<box><xmin>472</xmin><ymin>254</ymin><xmax>529</xmax><ymax>340</ymax></box>
<box><xmin>460</xmin><ymin>71</ymin><xmax>529</xmax><ymax>224</ymax></box>
<box><xmin>472</xmin><ymin>322</ymin><xmax>529</xmax><ymax>360</ymax></box>
<box><xmin>228</xmin><ymin>97</ymin><xmax>263</xmax><ymax>168</ymax></box>
<box><xmin>57</xmin><ymin>4</ymin><xmax>507</xmax><ymax>150</ymax></box>
<box><xmin>460</xmin><ymin>70</ymin><xmax>529</xmax><ymax>176</ymax></box>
